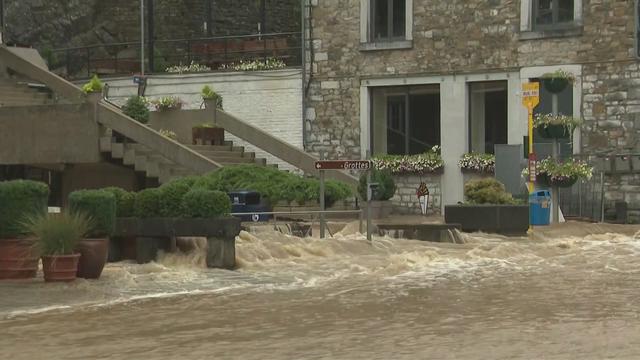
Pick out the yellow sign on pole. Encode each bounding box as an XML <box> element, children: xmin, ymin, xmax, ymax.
<box><xmin>522</xmin><ymin>82</ymin><xmax>540</xmax><ymax>195</ymax></box>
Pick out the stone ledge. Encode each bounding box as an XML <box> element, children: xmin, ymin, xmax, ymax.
<box><xmin>519</xmin><ymin>26</ymin><xmax>583</xmax><ymax>41</ymax></box>
<box><xmin>359</xmin><ymin>40</ymin><xmax>413</xmax><ymax>52</ymax></box>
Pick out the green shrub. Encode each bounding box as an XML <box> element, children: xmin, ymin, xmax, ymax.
<box><xmin>181</xmin><ymin>189</ymin><xmax>231</xmax><ymax>218</ymax></box>
<box><xmin>152</xmin><ymin>96</ymin><xmax>183</xmax><ymax>111</ymax></box>
<box><xmin>102</xmin><ymin>187</ymin><xmax>135</xmax><ymax>217</ymax></box>
<box><xmin>25</xmin><ymin>211</ymin><xmax>91</xmax><ymax>256</ymax></box>
<box><xmin>158</xmin><ymin>180</ymin><xmax>193</xmax><ymax>217</ymax></box>
<box><xmin>68</xmin><ymin>190</ymin><xmax>116</xmax><ymax>237</ymax></box>
<box><xmin>358</xmin><ymin>169</ymin><xmax>396</xmax><ymax>201</ymax></box>
<box><xmin>134</xmin><ymin>188</ymin><xmax>162</xmax><ymax>218</ymax></box>
<box><xmin>201</xmin><ymin>85</ymin><xmax>223</xmax><ymax>109</ymax></box>
<box><xmin>464</xmin><ymin>178</ymin><xmax>517</xmax><ymax>205</ymax></box>
<box><xmin>122</xmin><ymin>96</ymin><xmax>150</xmax><ymax>124</ymax></box>
<box><xmin>325</xmin><ymin>180</ymin><xmax>353</xmax><ymax>207</ymax></box>
<box><xmin>82</xmin><ymin>74</ymin><xmax>103</xmax><ymax>93</ymax></box>
<box><xmin>0</xmin><ymin>180</ymin><xmax>49</xmax><ymax>239</ymax></box>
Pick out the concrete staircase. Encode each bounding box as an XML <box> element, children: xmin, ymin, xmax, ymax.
<box><xmin>100</xmin><ymin>136</ymin><xmax>270</xmax><ymax>184</ymax></box>
<box><xmin>0</xmin><ymin>81</ymin><xmax>52</xmax><ymax>107</ymax></box>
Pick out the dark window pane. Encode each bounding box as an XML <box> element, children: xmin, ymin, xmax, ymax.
<box><xmin>374</xmin><ymin>0</ymin><xmax>389</xmax><ymax>39</ymax></box>
<box><xmin>408</xmin><ymin>93</ymin><xmax>440</xmax><ymax>155</ymax></box>
<box><xmin>392</xmin><ymin>0</ymin><xmax>406</xmax><ymax>38</ymax></box>
<box><xmin>535</xmin><ymin>0</ymin><xmax>553</xmax><ymax>25</ymax></box>
<box><xmin>558</xmin><ymin>0</ymin><xmax>574</xmax><ymax>22</ymax></box>
<box><xmin>387</xmin><ymin>96</ymin><xmax>406</xmax><ymax>155</ymax></box>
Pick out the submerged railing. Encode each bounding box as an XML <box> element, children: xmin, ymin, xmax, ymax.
<box><xmin>45</xmin><ymin>32</ymin><xmax>302</xmax><ymax>80</ymax></box>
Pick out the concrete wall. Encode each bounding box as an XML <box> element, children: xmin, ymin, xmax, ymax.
<box><xmin>61</xmin><ymin>163</ymin><xmax>138</xmax><ymax>206</ymax></box>
<box><xmin>105</xmin><ymin>70</ymin><xmax>303</xmax><ymax>170</ymax></box>
<box><xmin>0</xmin><ymin>104</ymin><xmax>101</xmax><ymax>165</ymax></box>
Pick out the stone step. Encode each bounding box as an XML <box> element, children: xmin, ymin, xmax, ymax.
<box><xmin>186</xmin><ymin>144</ymin><xmax>235</xmax><ymax>152</ymax></box>
<box><xmin>196</xmin><ymin>150</ymin><xmax>249</xmax><ymax>159</ymax></box>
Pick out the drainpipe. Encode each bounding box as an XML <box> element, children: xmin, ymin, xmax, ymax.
<box><xmin>301</xmin><ymin>0</ymin><xmax>307</xmax><ymax>149</ymax></box>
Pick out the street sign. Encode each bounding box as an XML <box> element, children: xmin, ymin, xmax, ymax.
<box><xmin>315</xmin><ymin>160</ymin><xmax>371</xmax><ymax>171</ymax></box>
<box><xmin>528</xmin><ymin>153</ymin><xmax>537</xmax><ymax>183</ymax></box>
<box><xmin>522</xmin><ymin>82</ymin><xmax>540</xmax><ymax>110</ymax></box>
<box><xmin>133</xmin><ymin>76</ymin><xmax>147</xmax><ymax>85</ymax></box>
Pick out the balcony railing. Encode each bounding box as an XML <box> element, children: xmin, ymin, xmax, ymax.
<box><xmin>45</xmin><ymin>32</ymin><xmax>302</xmax><ymax>80</ymax></box>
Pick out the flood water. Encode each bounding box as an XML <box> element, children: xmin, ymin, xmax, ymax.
<box><xmin>2</xmin><ymin>227</ymin><xmax>640</xmax><ymax>359</ymax></box>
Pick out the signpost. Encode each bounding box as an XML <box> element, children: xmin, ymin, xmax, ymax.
<box><xmin>315</xmin><ymin>159</ymin><xmax>372</xmax><ymax>240</ymax></box>
<box><xmin>522</xmin><ymin>82</ymin><xmax>540</xmax><ymax>194</ymax></box>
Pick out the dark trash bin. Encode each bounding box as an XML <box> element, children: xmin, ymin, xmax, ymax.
<box><xmin>228</xmin><ymin>191</ymin><xmax>271</xmax><ymax>222</ymax></box>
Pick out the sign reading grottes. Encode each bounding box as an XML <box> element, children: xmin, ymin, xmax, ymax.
<box><xmin>315</xmin><ymin>160</ymin><xmax>372</xmax><ymax>170</ymax></box>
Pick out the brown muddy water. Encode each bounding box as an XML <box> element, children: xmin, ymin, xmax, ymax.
<box><xmin>2</xmin><ymin>228</ymin><xmax>640</xmax><ymax>360</ymax></box>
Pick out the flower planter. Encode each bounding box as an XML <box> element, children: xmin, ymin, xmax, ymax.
<box><xmin>192</xmin><ymin>127</ymin><xmax>225</xmax><ymax>145</ymax></box>
<box><xmin>542</xmin><ymin>78</ymin><xmax>569</xmax><ymax>94</ymax></box>
<box><xmin>42</xmin><ymin>254</ymin><xmax>80</xmax><ymax>282</ymax></box>
<box><xmin>76</xmin><ymin>238</ymin><xmax>109</xmax><ymax>279</ymax></box>
<box><xmin>445</xmin><ymin>205</ymin><xmax>529</xmax><ymax>235</ymax></box>
<box><xmin>0</xmin><ymin>239</ymin><xmax>39</xmax><ymax>280</ymax></box>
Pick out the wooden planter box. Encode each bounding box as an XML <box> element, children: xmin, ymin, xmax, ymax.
<box><xmin>444</xmin><ymin>205</ymin><xmax>529</xmax><ymax>235</ymax></box>
<box><xmin>192</xmin><ymin>127</ymin><xmax>225</xmax><ymax>145</ymax></box>
<box><xmin>111</xmin><ymin>217</ymin><xmax>240</xmax><ymax>269</ymax></box>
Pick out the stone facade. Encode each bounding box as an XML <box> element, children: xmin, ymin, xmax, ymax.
<box><xmin>391</xmin><ymin>174</ymin><xmax>441</xmax><ymax>215</ymax></box>
<box><xmin>304</xmin><ymin>0</ymin><xmax>640</xmax><ymax>220</ymax></box>
<box><xmin>4</xmin><ymin>0</ymin><xmax>300</xmax><ymax>49</ymax></box>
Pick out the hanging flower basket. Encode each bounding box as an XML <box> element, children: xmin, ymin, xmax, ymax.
<box><xmin>534</xmin><ymin>114</ymin><xmax>581</xmax><ymax>139</ymax></box>
<box><xmin>541</xmin><ymin>69</ymin><xmax>575</xmax><ymax>94</ymax></box>
<box><xmin>536</xmin><ymin>173</ymin><xmax>578</xmax><ymax>188</ymax></box>
<box><xmin>522</xmin><ymin>157</ymin><xmax>593</xmax><ymax>188</ymax></box>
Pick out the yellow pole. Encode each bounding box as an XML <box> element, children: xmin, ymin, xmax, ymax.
<box><xmin>528</xmin><ymin>107</ymin><xmax>534</xmax><ymax>194</ymax></box>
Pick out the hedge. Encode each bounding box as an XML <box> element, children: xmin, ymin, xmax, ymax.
<box><xmin>0</xmin><ymin>180</ymin><xmax>49</xmax><ymax>238</ymax></box>
<box><xmin>134</xmin><ymin>188</ymin><xmax>163</xmax><ymax>218</ymax></box>
<box><xmin>181</xmin><ymin>189</ymin><xmax>231</xmax><ymax>218</ymax></box>
<box><xmin>69</xmin><ymin>189</ymin><xmax>117</xmax><ymax>237</ymax></box>
<box><xmin>102</xmin><ymin>187</ymin><xmax>135</xmax><ymax>217</ymax></box>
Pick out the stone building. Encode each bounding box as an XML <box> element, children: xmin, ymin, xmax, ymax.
<box><xmin>304</xmin><ymin>0</ymin><xmax>640</xmax><ymax>219</ymax></box>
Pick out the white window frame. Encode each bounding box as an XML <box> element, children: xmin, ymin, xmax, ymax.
<box><xmin>520</xmin><ymin>0</ymin><xmax>582</xmax><ymax>32</ymax></box>
<box><xmin>360</xmin><ymin>0</ymin><xmax>413</xmax><ymax>50</ymax></box>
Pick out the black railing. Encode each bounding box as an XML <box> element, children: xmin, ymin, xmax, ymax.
<box><xmin>46</xmin><ymin>32</ymin><xmax>302</xmax><ymax>80</ymax></box>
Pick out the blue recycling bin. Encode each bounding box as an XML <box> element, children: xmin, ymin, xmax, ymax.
<box><xmin>529</xmin><ymin>190</ymin><xmax>551</xmax><ymax>226</ymax></box>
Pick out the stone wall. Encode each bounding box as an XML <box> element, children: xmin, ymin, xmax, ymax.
<box><xmin>305</xmin><ymin>0</ymin><xmax>640</xmax><ymax>221</ymax></box>
<box><xmin>4</xmin><ymin>0</ymin><xmax>300</xmax><ymax>49</ymax></box>
<box><xmin>391</xmin><ymin>174</ymin><xmax>441</xmax><ymax>215</ymax></box>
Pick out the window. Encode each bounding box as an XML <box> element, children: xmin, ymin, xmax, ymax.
<box><xmin>371</xmin><ymin>86</ymin><xmax>441</xmax><ymax>156</ymax></box>
<box><xmin>534</xmin><ymin>0</ymin><xmax>574</xmax><ymax>28</ymax></box>
<box><xmin>360</xmin><ymin>0</ymin><xmax>412</xmax><ymax>49</ymax></box>
<box><xmin>371</xmin><ymin>0</ymin><xmax>406</xmax><ymax>41</ymax></box>
<box><xmin>468</xmin><ymin>82</ymin><xmax>508</xmax><ymax>155</ymax></box>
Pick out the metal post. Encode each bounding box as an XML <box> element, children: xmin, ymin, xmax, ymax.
<box><xmin>319</xmin><ymin>162</ymin><xmax>326</xmax><ymax>239</ymax></box>
<box><xmin>0</xmin><ymin>0</ymin><xmax>4</xmax><ymax>44</ymax></box>
<box><xmin>366</xmin><ymin>151</ymin><xmax>372</xmax><ymax>242</ymax></box>
<box><xmin>552</xmin><ymin>140</ymin><xmax>560</xmax><ymax>223</ymax></box>
<box><xmin>148</xmin><ymin>0</ymin><xmax>155</xmax><ymax>73</ymax></box>
<box><xmin>140</xmin><ymin>0</ymin><xmax>145</xmax><ymax>76</ymax></box>
<box><xmin>600</xmin><ymin>171</ymin><xmax>605</xmax><ymax>223</ymax></box>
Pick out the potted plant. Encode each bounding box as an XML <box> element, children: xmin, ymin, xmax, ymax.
<box><xmin>458</xmin><ymin>152</ymin><xmax>495</xmax><ymax>173</ymax></box>
<box><xmin>0</xmin><ymin>180</ymin><xmax>49</xmax><ymax>280</ymax></box>
<box><xmin>152</xmin><ymin>96</ymin><xmax>183</xmax><ymax>111</ymax></box>
<box><xmin>122</xmin><ymin>96</ymin><xmax>150</xmax><ymax>124</ymax></box>
<box><xmin>445</xmin><ymin>178</ymin><xmax>528</xmax><ymax>235</ymax></box>
<box><xmin>534</xmin><ymin>113</ymin><xmax>582</xmax><ymax>139</ymax></box>
<box><xmin>201</xmin><ymin>85</ymin><xmax>223</xmax><ymax>110</ymax></box>
<box><xmin>192</xmin><ymin>123</ymin><xmax>224</xmax><ymax>145</ymax></box>
<box><xmin>540</xmin><ymin>69</ymin><xmax>575</xmax><ymax>94</ymax></box>
<box><xmin>82</xmin><ymin>74</ymin><xmax>104</xmax><ymax>94</ymax></box>
<box><xmin>524</xmin><ymin>157</ymin><xmax>594</xmax><ymax>188</ymax></box>
<box><xmin>68</xmin><ymin>189</ymin><xmax>116</xmax><ymax>279</ymax></box>
<box><xmin>25</xmin><ymin>211</ymin><xmax>91</xmax><ymax>282</ymax></box>
<box><xmin>358</xmin><ymin>169</ymin><xmax>396</xmax><ymax>219</ymax></box>
<box><xmin>159</xmin><ymin>129</ymin><xmax>178</xmax><ymax>141</ymax></box>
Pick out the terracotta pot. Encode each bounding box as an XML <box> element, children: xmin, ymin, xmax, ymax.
<box><xmin>42</xmin><ymin>254</ymin><xmax>80</xmax><ymax>282</ymax></box>
<box><xmin>76</xmin><ymin>238</ymin><xmax>109</xmax><ymax>279</ymax></box>
<box><xmin>0</xmin><ymin>239</ymin><xmax>39</xmax><ymax>280</ymax></box>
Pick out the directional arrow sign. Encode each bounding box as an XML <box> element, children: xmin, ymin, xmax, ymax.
<box><xmin>315</xmin><ymin>160</ymin><xmax>372</xmax><ymax>171</ymax></box>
